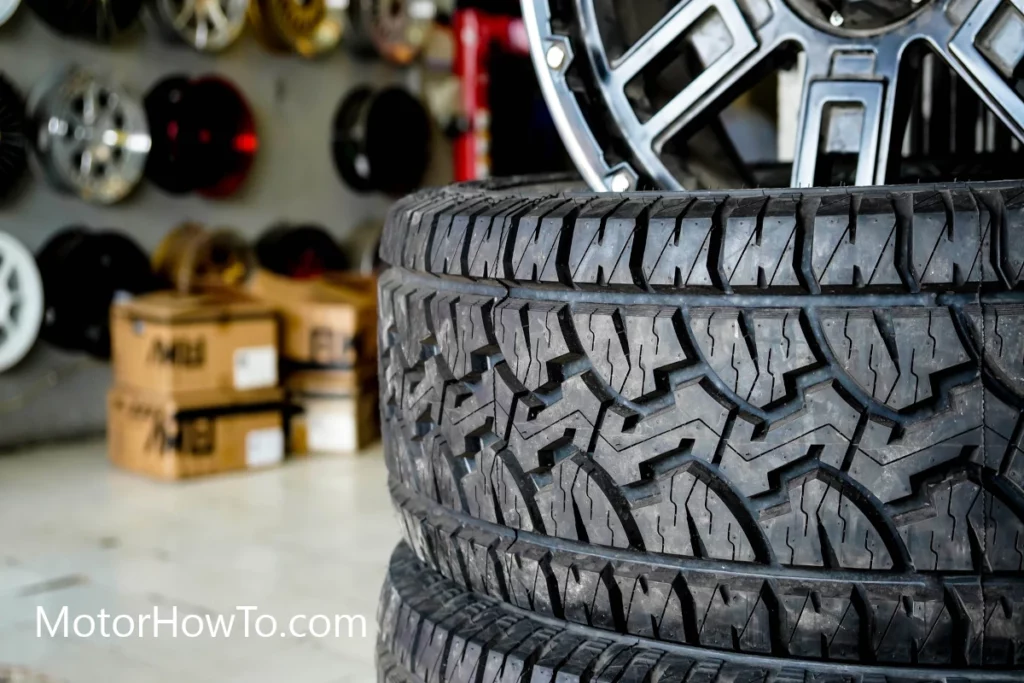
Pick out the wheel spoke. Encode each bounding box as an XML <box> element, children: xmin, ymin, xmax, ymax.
<box><xmin>174</xmin><ymin>0</ymin><xmax>196</xmax><ymax>28</ymax></box>
<box><xmin>206</xmin><ymin>1</ymin><xmax>229</xmax><ymax>31</ymax></box>
<box><xmin>195</xmin><ymin>14</ymin><xmax>209</xmax><ymax>48</ymax></box>
<box><xmin>575</xmin><ymin>0</ymin><xmax>782</xmax><ymax>187</ymax></box>
<box><xmin>602</xmin><ymin>0</ymin><xmax>767</xmax><ymax>144</ymax></box>
<box><xmin>611</xmin><ymin>0</ymin><xmax>720</xmax><ymax>85</ymax></box>
<box><xmin>790</xmin><ymin>43</ymin><xmax>902</xmax><ymax>186</ymax></box>
<box><xmin>82</xmin><ymin>84</ymin><xmax>99</xmax><ymax>125</ymax></box>
<box><xmin>79</xmin><ymin>148</ymin><xmax>94</xmax><ymax>175</ymax></box>
<box><xmin>637</xmin><ymin>1</ymin><xmax>760</xmax><ymax>141</ymax></box>
<box><xmin>945</xmin><ymin>0</ymin><xmax>1024</xmax><ymax>140</ymax></box>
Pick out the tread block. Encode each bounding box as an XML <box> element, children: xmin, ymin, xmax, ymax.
<box><xmin>627</xmin><ymin>456</ymin><xmax>760</xmax><ymax>562</ymax></box>
<box><xmin>722</xmin><ymin>196</ymin><xmax>802</xmax><ymax>291</ymax></box>
<box><xmin>911</xmin><ymin>191</ymin><xmax>997</xmax><ymax>288</ymax></box>
<box><xmin>494</xmin><ymin>299</ymin><xmax>574</xmax><ymax>393</ymax></box>
<box><xmin>573</xmin><ymin>305</ymin><xmax>692</xmax><ymax>402</ymax></box>
<box><xmin>568</xmin><ymin>198</ymin><xmax>646</xmax><ymax>287</ymax></box>
<box><xmin>641</xmin><ymin>197</ymin><xmax>719</xmax><ymax>290</ymax></box>
<box><xmin>820</xmin><ymin>308</ymin><xmax>972</xmax><ymax>412</ymax></box>
<box><xmin>758</xmin><ymin>467</ymin><xmax>896</xmax><ymax>570</ymax></box>
<box><xmin>811</xmin><ymin>194</ymin><xmax>903</xmax><ymax>290</ymax></box>
<box><xmin>507</xmin><ymin>198</ymin><xmax>578</xmax><ymax>283</ymax></box>
<box><xmin>691</xmin><ymin>308</ymin><xmax>818</xmax><ymax>408</ymax></box>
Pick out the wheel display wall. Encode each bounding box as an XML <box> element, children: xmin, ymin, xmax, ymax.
<box><xmin>376</xmin><ymin>176</ymin><xmax>1024</xmax><ymax>681</ymax></box>
<box><xmin>0</xmin><ymin>14</ymin><xmax>431</xmax><ymax>447</ymax></box>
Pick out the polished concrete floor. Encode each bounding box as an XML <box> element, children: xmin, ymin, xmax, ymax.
<box><xmin>0</xmin><ymin>440</ymin><xmax>400</xmax><ymax>682</ymax></box>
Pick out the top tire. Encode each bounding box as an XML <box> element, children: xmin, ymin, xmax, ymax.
<box><xmin>378</xmin><ymin>176</ymin><xmax>1024</xmax><ymax>676</ymax></box>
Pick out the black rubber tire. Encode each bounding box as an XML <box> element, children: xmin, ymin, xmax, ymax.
<box><xmin>377</xmin><ymin>176</ymin><xmax>1024</xmax><ymax>679</ymax></box>
<box><xmin>378</xmin><ymin>542</ymin><xmax>1023</xmax><ymax>683</ymax></box>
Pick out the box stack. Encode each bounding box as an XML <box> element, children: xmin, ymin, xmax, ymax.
<box><xmin>107</xmin><ymin>292</ymin><xmax>285</xmax><ymax>480</ymax></box>
<box><xmin>247</xmin><ymin>270</ymin><xmax>379</xmax><ymax>455</ymax></box>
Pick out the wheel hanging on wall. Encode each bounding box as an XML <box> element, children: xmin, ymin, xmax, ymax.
<box><xmin>36</xmin><ymin>227</ymin><xmax>155</xmax><ymax>359</ymax></box>
<box><xmin>249</xmin><ymin>0</ymin><xmax>344</xmax><ymax>57</ymax></box>
<box><xmin>144</xmin><ymin>74</ymin><xmax>257</xmax><ymax>198</ymax></box>
<box><xmin>30</xmin><ymin>68</ymin><xmax>150</xmax><ymax>204</ymax></box>
<box><xmin>0</xmin><ymin>232</ymin><xmax>44</xmax><ymax>374</ymax></box>
<box><xmin>185</xmin><ymin>76</ymin><xmax>257</xmax><ymax>197</ymax></box>
<box><xmin>148</xmin><ymin>0</ymin><xmax>249</xmax><ymax>51</ymax></box>
<box><xmin>332</xmin><ymin>86</ymin><xmax>430</xmax><ymax>195</ymax></box>
<box><xmin>0</xmin><ymin>74</ymin><xmax>28</xmax><ymax>200</ymax></box>
<box><xmin>26</xmin><ymin>0</ymin><xmax>141</xmax><ymax>41</ymax></box>
<box><xmin>347</xmin><ymin>0</ymin><xmax>436</xmax><ymax>65</ymax></box>
<box><xmin>143</xmin><ymin>74</ymin><xmax>193</xmax><ymax>195</ymax></box>
<box><xmin>255</xmin><ymin>223</ymin><xmax>348</xmax><ymax>279</ymax></box>
<box><xmin>152</xmin><ymin>222</ymin><xmax>255</xmax><ymax>293</ymax></box>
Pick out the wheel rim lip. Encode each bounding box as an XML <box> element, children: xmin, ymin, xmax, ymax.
<box><xmin>0</xmin><ymin>232</ymin><xmax>43</xmax><ymax>373</ymax></box>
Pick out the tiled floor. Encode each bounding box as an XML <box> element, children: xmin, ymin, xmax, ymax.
<box><xmin>0</xmin><ymin>440</ymin><xmax>401</xmax><ymax>682</ymax></box>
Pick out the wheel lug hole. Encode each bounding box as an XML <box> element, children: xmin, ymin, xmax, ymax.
<box><xmin>829</xmin><ymin>10</ymin><xmax>844</xmax><ymax>25</ymax></box>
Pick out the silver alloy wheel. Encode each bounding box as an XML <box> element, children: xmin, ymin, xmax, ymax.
<box><xmin>523</xmin><ymin>0</ymin><xmax>1024</xmax><ymax>190</ymax></box>
<box><xmin>151</xmin><ymin>0</ymin><xmax>249</xmax><ymax>51</ymax></box>
<box><xmin>351</xmin><ymin>0</ymin><xmax>435</xmax><ymax>64</ymax></box>
<box><xmin>0</xmin><ymin>232</ymin><xmax>43</xmax><ymax>374</ymax></box>
<box><xmin>31</xmin><ymin>68</ymin><xmax>150</xmax><ymax>204</ymax></box>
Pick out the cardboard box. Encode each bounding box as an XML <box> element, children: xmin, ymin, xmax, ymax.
<box><xmin>246</xmin><ymin>270</ymin><xmax>376</xmax><ymax>371</ymax></box>
<box><xmin>286</xmin><ymin>370</ymin><xmax>380</xmax><ymax>454</ymax></box>
<box><xmin>108</xmin><ymin>385</ymin><xmax>285</xmax><ymax>480</ymax></box>
<box><xmin>111</xmin><ymin>292</ymin><xmax>279</xmax><ymax>395</ymax></box>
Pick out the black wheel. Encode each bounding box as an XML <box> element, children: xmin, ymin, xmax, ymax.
<box><xmin>331</xmin><ymin>86</ymin><xmax>430</xmax><ymax>196</ymax></box>
<box><xmin>26</xmin><ymin>0</ymin><xmax>141</xmax><ymax>40</ymax></box>
<box><xmin>37</xmin><ymin>227</ymin><xmax>155</xmax><ymax>358</ymax></box>
<box><xmin>0</xmin><ymin>74</ymin><xmax>28</xmax><ymax>199</ymax></box>
<box><xmin>144</xmin><ymin>75</ymin><xmax>194</xmax><ymax>195</ymax></box>
<box><xmin>255</xmin><ymin>223</ymin><xmax>348</xmax><ymax>279</ymax></box>
<box><xmin>144</xmin><ymin>74</ymin><xmax>257</xmax><ymax>198</ymax></box>
<box><xmin>377</xmin><ymin>176</ymin><xmax>1024</xmax><ymax>680</ymax></box>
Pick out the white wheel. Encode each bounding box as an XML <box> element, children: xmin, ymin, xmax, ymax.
<box><xmin>0</xmin><ymin>0</ymin><xmax>21</xmax><ymax>26</ymax></box>
<box><xmin>0</xmin><ymin>232</ymin><xmax>43</xmax><ymax>373</ymax></box>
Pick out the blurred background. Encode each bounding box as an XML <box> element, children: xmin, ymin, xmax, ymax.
<box><xmin>0</xmin><ymin>0</ymin><xmax>574</xmax><ymax>448</ymax></box>
<box><xmin>0</xmin><ymin>1</ymin><xmax>572</xmax><ymax>679</ymax></box>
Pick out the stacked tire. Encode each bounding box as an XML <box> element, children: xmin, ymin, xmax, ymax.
<box><xmin>375</xmin><ymin>176</ymin><xmax>1024</xmax><ymax>682</ymax></box>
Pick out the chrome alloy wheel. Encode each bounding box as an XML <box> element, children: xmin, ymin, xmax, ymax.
<box><xmin>523</xmin><ymin>0</ymin><xmax>1024</xmax><ymax>190</ymax></box>
<box><xmin>31</xmin><ymin>69</ymin><xmax>150</xmax><ymax>204</ymax></box>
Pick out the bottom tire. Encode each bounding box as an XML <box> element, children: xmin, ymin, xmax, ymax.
<box><xmin>377</xmin><ymin>543</ymin><xmax>1020</xmax><ymax>683</ymax></box>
